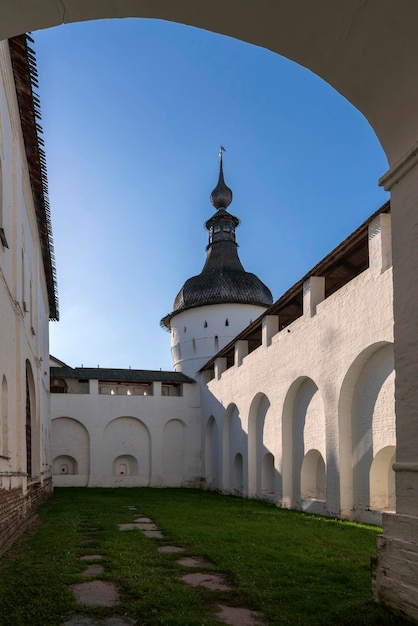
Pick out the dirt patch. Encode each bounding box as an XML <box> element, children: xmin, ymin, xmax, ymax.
<box><xmin>215</xmin><ymin>605</ymin><xmax>266</xmax><ymax>626</ymax></box>
<box><xmin>71</xmin><ymin>580</ymin><xmax>120</xmax><ymax>607</ymax></box>
<box><xmin>181</xmin><ymin>572</ymin><xmax>232</xmax><ymax>591</ymax></box>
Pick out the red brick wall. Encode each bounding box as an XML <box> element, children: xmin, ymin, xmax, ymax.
<box><xmin>0</xmin><ymin>479</ymin><xmax>52</xmax><ymax>555</ymax></box>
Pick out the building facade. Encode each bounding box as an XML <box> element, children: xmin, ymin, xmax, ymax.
<box><xmin>0</xmin><ymin>35</ymin><xmax>58</xmax><ymax>554</ymax></box>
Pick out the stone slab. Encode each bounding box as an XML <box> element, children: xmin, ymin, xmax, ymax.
<box><xmin>177</xmin><ymin>556</ymin><xmax>214</xmax><ymax>568</ymax></box>
<box><xmin>157</xmin><ymin>546</ymin><xmax>185</xmax><ymax>554</ymax></box>
<box><xmin>62</xmin><ymin>615</ymin><xmax>135</xmax><ymax>626</ymax></box>
<box><xmin>142</xmin><ymin>530</ymin><xmax>163</xmax><ymax>538</ymax></box>
<box><xmin>80</xmin><ymin>554</ymin><xmax>103</xmax><ymax>561</ymax></box>
<box><xmin>215</xmin><ymin>605</ymin><xmax>266</xmax><ymax>626</ymax></box>
<box><xmin>134</xmin><ymin>517</ymin><xmax>153</xmax><ymax>523</ymax></box>
<box><xmin>82</xmin><ymin>564</ymin><xmax>105</xmax><ymax>576</ymax></box>
<box><xmin>71</xmin><ymin>580</ymin><xmax>120</xmax><ymax>607</ymax></box>
<box><xmin>181</xmin><ymin>572</ymin><xmax>231</xmax><ymax>591</ymax></box>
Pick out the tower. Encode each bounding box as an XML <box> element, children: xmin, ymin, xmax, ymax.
<box><xmin>161</xmin><ymin>151</ymin><xmax>272</xmax><ymax>377</ymax></box>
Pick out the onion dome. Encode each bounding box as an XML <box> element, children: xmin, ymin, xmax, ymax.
<box><xmin>161</xmin><ymin>151</ymin><xmax>273</xmax><ymax>329</ymax></box>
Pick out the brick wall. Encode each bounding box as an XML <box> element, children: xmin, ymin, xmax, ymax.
<box><xmin>0</xmin><ymin>479</ymin><xmax>52</xmax><ymax>555</ymax></box>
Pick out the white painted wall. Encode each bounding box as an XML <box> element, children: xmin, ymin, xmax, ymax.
<box><xmin>170</xmin><ymin>302</ymin><xmax>267</xmax><ymax>378</ymax></box>
<box><xmin>201</xmin><ymin>214</ymin><xmax>395</xmax><ymax>525</ymax></box>
<box><xmin>50</xmin><ymin>379</ymin><xmax>201</xmax><ymax>488</ymax></box>
<box><xmin>0</xmin><ymin>41</ymin><xmax>52</xmax><ymax>494</ymax></box>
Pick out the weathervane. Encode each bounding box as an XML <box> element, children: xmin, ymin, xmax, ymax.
<box><xmin>219</xmin><ymin>145</ymin><xmax>226</xmax><ymax>160</ymax></box>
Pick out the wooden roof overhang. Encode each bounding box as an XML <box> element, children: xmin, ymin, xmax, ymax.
<box><xmin>8</xmin><ymin>34</ymin><xmax>58</xmax><ymax>320</ymax></box>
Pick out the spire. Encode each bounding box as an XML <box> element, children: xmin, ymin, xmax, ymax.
<box><xmin>210</xmin><ymin>146</ymin><xmax>233</xmax><ymax>210</ymax></box>
<box><xmin>160</xmin><ymin>149</ymin><xmax>273</xmax><ymax>329</ymax></box>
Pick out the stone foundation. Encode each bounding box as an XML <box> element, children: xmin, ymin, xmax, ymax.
<box><xmin>373</xmin><ymin>512</ymin><xmax>418</xmax><ymax>621</ymax></box>
<box><xmin>0</xmin><ymin>478</ymin><xmax>52</xmax><ymax>555</ymax></box>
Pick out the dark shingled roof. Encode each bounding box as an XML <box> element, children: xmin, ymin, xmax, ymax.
<box><xmin>161</xmin><ymin>160</ymin><xmax>272</xmax><ymax>329</ymax></box>
<box><xmin>50</xmin><ymin>366</ymin><xmax>195</xmax><ymax>384</ymax></box>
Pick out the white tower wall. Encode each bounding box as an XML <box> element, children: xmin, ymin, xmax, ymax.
<box><xmin>170</xmin><ymin>303</ymin><xmax>267</xmax><ymax>378</ymax></box>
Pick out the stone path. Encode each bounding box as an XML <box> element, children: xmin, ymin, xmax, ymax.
<box><xmin>63</xmin><ymin>504</ymin><xmax>266</xmax><ymax>626</ymax></box>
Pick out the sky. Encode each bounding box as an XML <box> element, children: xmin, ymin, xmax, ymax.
<box><xmin>33</xmin><ymin>18</ymin><xmax>389</xmax><ymax>371</ymax></box>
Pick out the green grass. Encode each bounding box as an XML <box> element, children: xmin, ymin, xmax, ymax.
<box><xmin>0</xmin><ymin>488</ymin><xmax>413</xmax><ymax>625</ymax></box>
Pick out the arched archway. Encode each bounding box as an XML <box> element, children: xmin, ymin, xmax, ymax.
<box><xmin>1</xmin><ymin>375</ymin><xmax>8</xmax><ymax>458</ymax></box>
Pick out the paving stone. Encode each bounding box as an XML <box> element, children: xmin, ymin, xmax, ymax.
<box><xmin>181</xmin><ymin>572</ymin><xmax>232</xmax><ymax>591</ymax></box>
<box><xmin>80</xmin><ymin>554</ymin><xmax>103</xmax><ymax>561</ymax></box>
<box><xmin>82</xmin><ymin>564</ymin><xmax>105</xmax><ymax>576</ymax></box>
<box><xmin>142</xmin><ymin>530</ymin><xmax>163</xmax><ymax>538</ymax></box>
<box><xmin>157</xmin><ymin>546</ymin><xmax>185</xmax><ymax>554</ymax></box>
<box><xmin>134</xmin><ymin>517</ymin><xmax>152</xmax><ymax>523</ymax></box>
<box><xmin>215</xmin><ymin>605</ymin><xmax>266</xmax><ymax>626</ymax></box>
<box><xmin>118</xmin><ymin>523</ymin><xmax>144</xmax><ymax>531</ymax></box>
<box><xmin>176</xmin><ymin>556</ymin><xmax>214</xmax><ymax>568</ymax></box>
<box><xmin>136</xmin><ymin>523</ymin><xmax>158</xmax><ymax>530</ymax></box>
<box><xmin>71</xmin><ymin>580</ymin><xmax>120</xmax><ymax>607</ymax></box>
<box><xmin>62</xmin><ymin>614</ymin><xmax>135</xmax><ymax>626</ymax></box>
<box><xmin>126</xmin><ymin>506</ymin><xmax>138</xmax><ymax>510</ymax></box>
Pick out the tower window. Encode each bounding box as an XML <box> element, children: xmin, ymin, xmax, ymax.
<box><xmin>225</xmin><ymin>318</ymin><xmax>229</xmax><ymax>326</ymax></box>
<box><xmin>204</xmin><ymin>320</ymin><xmax>208</xmax><ymax>328</ymax></box>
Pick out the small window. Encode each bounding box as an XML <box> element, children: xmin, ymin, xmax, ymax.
<box><xmin>225</xmin><ymin>318</ymin><xmax>229</xmax><ymax>326</ymax></box>
<box><xmin>204</xmin><ymin>320</ymin><xmax>208</xmax><ymax>328</ymax></box>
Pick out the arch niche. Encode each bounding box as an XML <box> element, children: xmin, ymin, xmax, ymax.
<box><xmin>204</xmin><ymin>415</ymin><xmax>219</xmax><ymax>490</ymax></box>
<box><xmin>222</xmin><ymin>403</ymin><xmax>246</xmax><ymax>495</ymax></box>
<box><xmin>282</xmin><ymin>377</ymin><xmax>325</xmax><ymax>509</ymax></box>
<box><xmin>162</xmin><ymin>419</ymin><xmax>186</xmax><ymax>486</ymax></box>
<box><xmin>51</xmin><ymin>416</ymin><xmax>90</xmax><ymax>486</ymax></box>
<box><xmin>248</xmin><ymin>392</ymin><xmax>275</xmax><ymax>499</ymax></box>
<box><xmin>338</xmin><ymin>342</ymin><xmax>395</xmax><ymax>521</ymax></box>
<box><xmin>101</xmin><ymin>416</ymin><xmax>150</xmax><ymax>486</ymax></box>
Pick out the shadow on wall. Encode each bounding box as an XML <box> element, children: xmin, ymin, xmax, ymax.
<box><xmin>203</xmin><ymin>342</ymin><xmax>396</xmax><ymax>524</ymax></box>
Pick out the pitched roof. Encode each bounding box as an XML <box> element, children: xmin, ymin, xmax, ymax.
<box><xmin>50</xmin><ymin>366</ymin><xmax>195</xmax><ymax>384</ymax></box>
<box><xmin>8</xmin><ymin>34</ymin><xmax>58</xmax><ymax>320</ymax></box>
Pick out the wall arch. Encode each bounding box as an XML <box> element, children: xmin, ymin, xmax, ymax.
<box><xmin>223</xmin><ymin>403</ymin><xmax>246</xmax><ymax>494</ymax></box>
<box><xmin>282</xmin><ymin>376</ymin><xmax>325</xmax><ymax>508</ymax></box>
<box><xmin>301</xmin><ymin>449</ymin><xmax>326</xmax><ymax>501</ymax></box>
<box><xmin>1</xmin><ymin>375</ymin><xmax>8</xmax><ymax>458</ymax></box>
<box><xmin>113</xmin><ymin>454</ymin><xmax>138</xmax><ymax>476</ymax></box>
<box><xmin>51</xmin><ymin>416</ymin><xmax>90</xmax><ymax>486</ymax></box>
<box><xmin>248</xmin><ymin>392</ymin><xmax>273</xmax><ymax>498</ymax></box>
<box><xmin>102</xmin><ymin>416</ymin><xmax>150</xmax><ymax>485</ymax></box>
<box><xmin>204</xmin><ymin>415</ymin><xmax>219</xmax><ymax>489</ymax></box>
<box><xmin>25</xmin><ymin>360</ymin><xmax>37</xmax><ymax>478</ymax></box>
<box><xmin>163</xmin><ymin>418</ymin><xmax>186</xmax><ymax>486</ymax></box>
<box><xmin>338</xmin><ymin>342</ymin><xmax>395</xmax><ymax>519</ymax></box>
<box><xmin>370</xmin><ymin>445</ymin><xmax>396</xmax><ymax>511</ymax></box>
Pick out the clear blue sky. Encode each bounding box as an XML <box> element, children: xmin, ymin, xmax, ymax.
<box><xmin>34</xmin><ymin>18</ymin><xmax>389</xmax><ymax>371</ymax></box>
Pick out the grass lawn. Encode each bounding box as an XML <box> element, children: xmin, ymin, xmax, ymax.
<box><xmin>0</xmin><ymin>488</ymin><xmax>413</xmax><ymax>626</ymax></box>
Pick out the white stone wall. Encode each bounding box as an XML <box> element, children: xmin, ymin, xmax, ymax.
<box><xmin>50</xmin><ymin>379</ymin><xmax>202</xmax><ymax>488</ymax></box>
<box><xmin>201</xmin><ymin>214</ymin><xmax>395</xmax><ymax>524</ymax></box>
<box><xmin>170</xmin><ymin>303</ymin><xmax>267</xmax><ymax>378</ymax></box>
<box><xmin>0</xmin><ymin>40</ymin><xmax>51</xmax><ymax>495</ymax></box>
